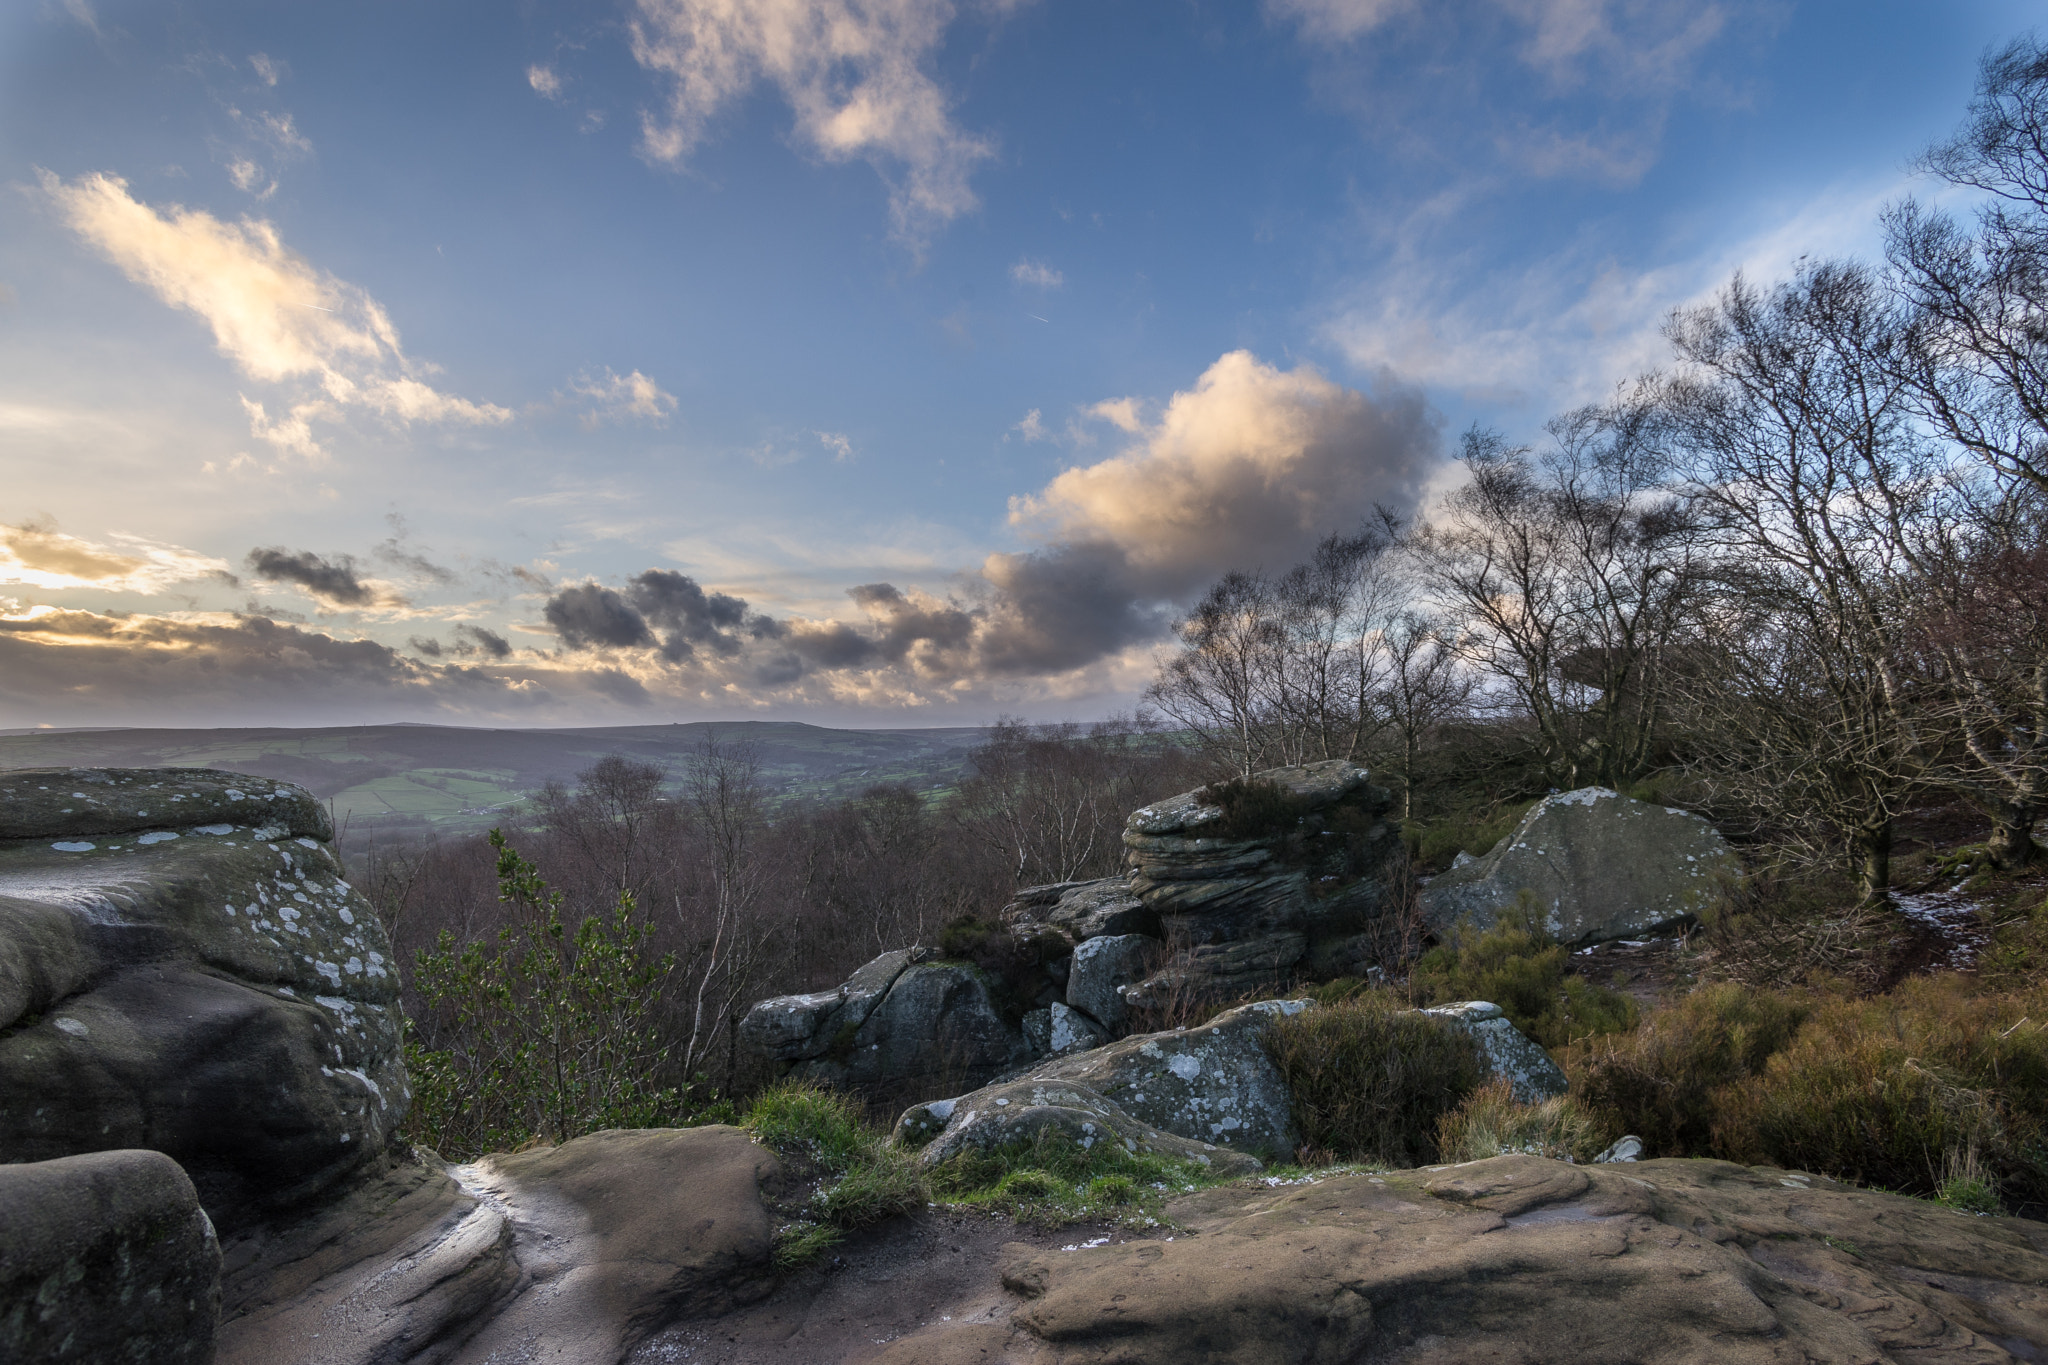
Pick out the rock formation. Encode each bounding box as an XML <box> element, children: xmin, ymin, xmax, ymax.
<box><xmin>1419</xmin><ymin>1000</ymin><xmax>1568</xmax><ymax>1101</ymax></box>
<box><xmin>1420</xmin><ymin>785</ymin><xmax>1740</xmax><ymax>945</ymax></box>
<box><xmin>0</xmin><ymin>1149</ymin><xmax>221</xmax><ymax>1365</ymax></box>
<box><xmin>0</xmin><ymin>768</ymin><xmax>408</xmax><ymax>1226</ymax></box>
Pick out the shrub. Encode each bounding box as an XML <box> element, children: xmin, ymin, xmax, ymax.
<box><xmin>1264</xmin><ymin>993</ymin><xmax>1486</xmax><ymax>1166</ymax></box>
<box><xmin>934</xmin><ymin>915</ymin><xmax>1061</xmax><ymax>1011</ymax></box>
<box><xmin>1437</xmin><ymin>1078</ymin><xmax>1614</xmax><ymax>1164</ymax></box>
<box><xmin>1410</xmin><ymin>900</ymin><xmax>1638</xmax><ymax>1049</ymax></box>
<box><xmin>1195</xmin><ymin>777</ymin><xmax>1318</xmax><ymax>841</ymax></box>
<box><xmin>1403</xmin><ymin>799</ymin><xmax>1535</xmax><ymax>872</ymax></box>
<box><xmin>1711</xmin><ymin>977</ymin><xmax>2048</xmax><ymax>1204</ymax></box>
<box><xmin>1564</xmin><ymin>982</ymin><xmax>1811</xmax><ymax>1158</ymax></box>
<box><xmin>403</xmin><ymin>831</ymin><xmax>683</xmax><ymax>1159</ymax></box>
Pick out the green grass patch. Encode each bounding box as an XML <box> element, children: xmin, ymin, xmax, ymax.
<box><xmin>927</xmin><ymin>1128</ymin><xmax>1217</xmax><ymax>1228</ymax></box>
<box><xmin>743</xmin><ymin>1080</ymin><xmax>931</xmax><ymax>1267</ymax></box>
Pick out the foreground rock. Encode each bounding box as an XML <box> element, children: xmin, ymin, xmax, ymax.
<box><xmin>854</xmin><ymin>1154</ymin><xmax>2048</xmax><ymax>1365</ymax></box>
<box><xmin>0</xmin><ymin>1149</ymin><xmax>221</xmax><ymax>1365</ymax></box>
<box><xmin>0</xmin><ymin>767</ymin><xmax>407</xmax><ymax>1225</ymax></box>
<box><xmin>1120</xmin><ymin>760</ymin><xmax>1407</xmax><ymax>1006</ymax></box>
<box><xmin>216</xmin><ymin>1126</ymin><xmax>783</xmax><ymax>1365</ymax></box>
<box><xmin>1420</xmin><ymin>786</ymin><xmax>1740</xmax><ymax>946</ymax></box>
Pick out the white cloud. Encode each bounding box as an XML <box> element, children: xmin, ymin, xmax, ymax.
<box><xmin>1266</xmin><ymin>0</ymin><xmax>1413</xmax><ymax>41</ymax></box>
<box><xmin>1012</xmin><ymin>408</ymin><xmax>1046</xmax><ymax>441</ymax></box>
<box><xmin>1083</xmin><ymin>397</ymin><xmax>1144</xmax><ymax>433</ymax></box>
<box><xmin>629</xmin><ymin>0</ymin><xmax>997</xmax><ymax>246</ymax></box>
<box><xmin>0</xmin><ymin>519</ymin><xmax>231</xmax><ymax>594</ymax></box>
<box><xmin>62</xmin><ymin>0</ymin><xmax>101</xmax><ymax>37</ymax></box>
<box><xmin>1011</xmin><ymin>349</ymin><xmax>1438</xmax><ymax>589</ymax></box>
<box><xmin>816</xmin><ymin>430</ymin><xmax>854</xmax><ymax>461</ymax></box>
<box><xmin>42</xmin><ymin>171</ymin><xmax>512</xmax><ymax>458</ymax></box>
<box><xmin>250</xmin><ymin>53</ymin><xmax>283</xmax><ymax>86</ymax></box>
<box><xmin>226</xmin><ymin>158</ymin><xmax>273</xmax><ymax>199</ymax></box>
<box><xmin>1010</xmin><ymin>257</ymin><xmax>1063</xmax><ymax>289</ymax></box>
<box><xmin>528</xmin><ymin>64</ymin><xmax>564</xmax><ymax>98</ymax></box>
<box><xmin>569</xmin><ymin>368</ymin><xmax>679</xmax><ymax>426</ymax></box>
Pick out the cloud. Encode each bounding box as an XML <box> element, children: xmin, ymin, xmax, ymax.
<box><xmin>1084</xmin><ymin>397</ymin><xmax>1144</xmax><ymax>434</ymax></box>
<box><xmin>629</xmin><ymin>0</ymin><xmax>998</xmax><ymax>245</ymax></box>
<box><xmin>1010</xmin><ymin>258</ymin><xmax>1063</xmax><ymax>289</ymax></box>
<box><xmin>569</xmin><ymin>367</ymin><xmax>679</xmax><ymax>426</ymax></box>
<box><xmin>245</xmin><ymin>547</ymin><xmax>403</xmax><ymax>609</ymax></box>
<box><xmin>40</xmin><ymin>171</ymin><xmax>512</xmax><ymax>457</ymax></box>
<box><xmin>250</xmin><ymin>53</ymin><xmax>284</xmax><ymax>86</ymax></box>
<box><xmin>528</xmin><ymin>64</ymin><xmax>564</xmax><ymax>98</ymax></box>
<box><xmin>1012</xmin><ymin>408</ymin><xmax>1046</xmax><ymax>441</ymax></box>
<box><xmin>0</xmin><ymin>519</ymin><xmax>233</xmax><ymax>594</ymax></box>
<box><xmin>816</xmin><ymin>430</ymin><xmax>853</xmax><ymax>461</ymax></box>
<box><xmin>410</xmin><ymin>623</ymin><xmax>514</xmax><ymax>659</ymax></box>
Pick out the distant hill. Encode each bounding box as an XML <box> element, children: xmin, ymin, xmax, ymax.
<box><xmin>0</xmin><ymin>721</ymin><xmax>994</xmax><ymax>843</ymax></box>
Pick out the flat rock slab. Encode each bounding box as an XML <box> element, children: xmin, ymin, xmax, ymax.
<box><xmin>0</xmin><ymin>766</ymin><xmax>405</xmax><ymax>1225</ymax></box>
<box><xmin>906</xmin><ymin>1078</ymin><xmax>1262</xmax><ymax>1177</ymax></box>
<box><xmin>861</xmin><ymin>1155</ymin><xmax>2048</xmax><ymax>1364</ymax></box>
<box><xmin>0</xmin><ymin>1149</ymin><xmax>221</xmax><ymax>1365</ymax></box>
<box><xmin>215</xmin><ymin>1126</ymin><xmax>784</xmax><ymax>1365</ymax></box>
<box><xmin>1420</xmin><ymin>786</ymin><xmax>1740</xmax><ymax>947</ymax></box>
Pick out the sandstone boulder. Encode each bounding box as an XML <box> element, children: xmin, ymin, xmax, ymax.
<box><xmin>215</xmin><ymin>1126</ymin><xmax>782</xmax><ymax>1365</ymax></box>
<box><xmin>1064</xmin><ymin>932</ymin><xmax>1157</xmax><ymax>1031</ymax></box>
<box><xmin>737</xmin><ymin>947</ymin><xmax>921</xmax><ymax>1063</ymax></box>
<box><xmin>1021</xmin><ymin>1001</ymin><xmax>1108</xmax><ymax>1058</ymax></box>
<box><xmin>793</xmin><ymin>959</ymin><xmax>1033</xmax><ymax>1096</ymax></box>
<box><xmin>1421</xmin><ymin>999</ymin><xmax>1568</xmax><ymax>1101</ymax></box>
<box><xmin>904</xmin><ymin>1078</ymin><xmax>1264</xmax><ymax>1176</ymax></box>
<box><xmin>1120</xmin><ymin>760</ymin><xmax>1407</xmax><ymax>1006</ymax></box>
<box><xmin>1000</xmin><ymin>875</ymin><xmax>1156</xmax><ymax>946</ymax></box>
<box><xmin>0</xmin><ymin>1149</ymin><xmax>221</xmax><ymax>1365</ymax></box>
<box><xmin>0</xmin><ymin>767</ymin><xmax>407</xmax><ymax>1225</ymax></box>
<box><xmin>1420</xmin><ymin>786</ymin><xmax>1740</xmax><ymax>946</ymax></box>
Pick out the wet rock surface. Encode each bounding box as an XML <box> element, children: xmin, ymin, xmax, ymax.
<box><xmin>1420</xmin><ymin>786</ymin><xmax>1740</xmax><ymax>946</ymax></box>
<box><xmin>0</xmin><ymin>1148</ymin><xmax>221</xmax><ymax>1365</ymax></box>
<box><xmin>215</xmin><ymin>1126</ymin><xmax>783</xmax><ymax>1365</ymax></box>
<box><xmin>0</xmin><ymin>767</ymin><xmax>407</xmax><ymax>1226</ymax></box>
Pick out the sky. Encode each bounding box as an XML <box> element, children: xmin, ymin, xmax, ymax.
<box><xmin>0</xmin><ymin>0</ymin><xmax>2033</xmax><ymax>730</ymax></box>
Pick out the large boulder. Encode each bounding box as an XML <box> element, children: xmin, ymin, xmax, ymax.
<box><xmin>789</xmin><ymin>959</ymin><xmax>1034</xmax><ymax>1097</ymax></box>
<box><xmin>1422</xmin><ymin>1000</ymin><xmax>1567</xmax><ymax>1101</ymax></box>
<box><xmin>1000</xmin><ymin>875</ymin><xmax>1156</xmax><ymax>947</ymax></box>
<box><xmin>215</xmin><ymin>1127</ymin><xmax>782</xmax><ymax>1365</ymax></box>
<box><xmin>0</xmin><ymin>767</ymin><xmax>408</xmax><ymax>1225</ymax></box>
<box><xmin>1120</xmin><ymin>760</ymin><xmax>1407</xmax><ymax>1006</ymax></box>
<box><xmin>1064</xmin><ymin>932</ymin><xmax>1157</xmax><ymax>1031</ymax></box>
<box><xmin>737</xmin><ymin>947</ymin><xmax>922</xmax><ymax>1063</ymax></box>
<box><xmin>1420</xmin><ymin>786</ymin><xmax>1740</xmax><ymax>946</ymax></box>
<box><xmin>0</xmin><ymin>1149</ymin><xmax>221</xmax><ymax>1365</ymax></box>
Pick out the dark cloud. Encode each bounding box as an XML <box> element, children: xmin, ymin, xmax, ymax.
<box><xmin>456</xmin><ymin>624</ymin><xmax>512</xmax><ymax>658</ymax></box>
<box><xmin>543</xmin><ymin>583</ymin><xmax>654</xmax><ymax>650</ymax></box>
<box><xmin>973</xmin><ymin>542</ymin><xmax>1165</xmax><ymax>675</ymax></box>
<box><xmin>245</xmin><ymin>547</ymin><xmax>395</xmax><ymax>608</ymax></box>
<box><xmin>374</xmin><ymin>541</ymin><xmax>457</xmax><ymax>584</ymax></box>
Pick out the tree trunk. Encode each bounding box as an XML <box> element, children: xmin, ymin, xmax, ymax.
<box><xmin>1986</xmin><ymin>805</ymin><xmax>2039</xmax><ymax>869</ymax></box>
<box><xmin>1852</xmin><ymin>817</ymin><xmax>1893</xmax><ymax>903</ymax></box>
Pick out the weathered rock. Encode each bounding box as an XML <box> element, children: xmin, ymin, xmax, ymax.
<box><xmin>1119</xmin><ymin>761</ymin><xmax>1407</xmax><ymax>1005</ymax></box>
<box><xmin>1420</xmin><ymin>999</ymin><xmax>1568</xmax><ymax>1102</ymax></box>
<box><xmin>1002</xmin><ymin>875</ymin><xmax>1156</xmax><ymax>947</ymax></box>
<box><xmin>868</xmin><ymin>1155</ymin><xmax>2048</xmax><ymax>1365</ymax></box>
<box><xmin>1022</xmin><ymin>999</ymin><xmax>1308</xmax><ymax>1156</ymax></box>
<box><xmin>1022</xmin><ymin>1001</ymin><xmax>1108</xmax><ymax>1058</ymax></box>
<box><xmin>1064</xmin><ymin>932</ymin><xmax>1158</xmax><ymax>1031</ymax></box>
<box><xmin>0</xmin><ymin>1149</ymin><xmax>221</xmax><ymax>1365</ymax></box>
<box><xmin>737</xmin><ymin>947</ymin><xmax>921</xmax><ymax>1062</ymax></box>
<box><xmin>798</xmin><ymin>959</ymin><xmax>1033</xmax><ymax>1095</ymax></box>
<box><xmin>908</xmin><ymin>1078</ymin><xmax>1263</xmax><ymax>1176</ymax></box>
<box><xmin>1420</xmin><ymin>786</ymin><xmax>1740</xmax><ymax>946</ymax></box>
<box><xmin>215</xmin><ymin>1127</ymin><xmax>782</xmax><ymax>1365</ymax></box>
<box><xmin>0</xmin><ymin>767</ymin><xmax>407</xmax><ymax>1225</ymax></box>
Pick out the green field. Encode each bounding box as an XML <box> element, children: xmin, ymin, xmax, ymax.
<box><xmin>0</xmin><ymin>721</ymin><xmax>993</xmax><ymax>842</ymax></box>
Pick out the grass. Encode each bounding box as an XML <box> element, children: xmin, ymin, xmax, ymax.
<box><xmin>742</xmin><ymin>1081</ymin><xmax>930</xmax><ymax>1267</ymax></box>
<box><xmin>1264</xmin><ymin>992</ymin><xmax>1487</xmax><ymax>1167</ymax></box>
<box><xmin>926</xmin><ymin>1127</ymin><xmax>1222</xmax><ymax>1227</ymax></box>
<box><xmin>1436</xmin><ymin>1078</ymin><xmax>1613</xmax><ymax>1164</ymax></box>
<box><xmin>1404</xmin><ymin>899</ymin><xmax>1639</xmax><ymax>1048</ymax></box>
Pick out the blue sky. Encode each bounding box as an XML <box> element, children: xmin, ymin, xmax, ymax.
<box><xmin>0</xmin><ymin>0</ymin><xmax>2032</xmax><ymax>728</ymax></box>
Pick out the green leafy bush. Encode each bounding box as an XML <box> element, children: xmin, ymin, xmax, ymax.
<box><xmin>1410</xmin><ymin>901</ymin><xmax>1638</xmax><ymax>1048</ymax></box>
<box><xmin>1264</xmin><ymin>993</ymin><xmax>1486</xmax><ymax>1166</ymax></box>
<box><xmin>1436</xmin><ymin>1077</ymin><xmax>1613</xmax><ymax>1164</ymax></box>
<box><xmin>404</xmin><ymin>831</ymin><xmax>682</xmax><ymax>1160</ymax></box>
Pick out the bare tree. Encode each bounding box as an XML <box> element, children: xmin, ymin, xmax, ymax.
<box><xmin>1409</xmin><ymin>394</ymin><xmax>1700</xmax><ymax>790</ymax></box>
<box><xmin>534</xmin><ymin>753</ymin><xmax>671</xmax><ymax>897</ymax></box>
<box><xmin>676</xmin><ymin>733</ymin><xmax>769</xmax><ymax>1090</ymax></box>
